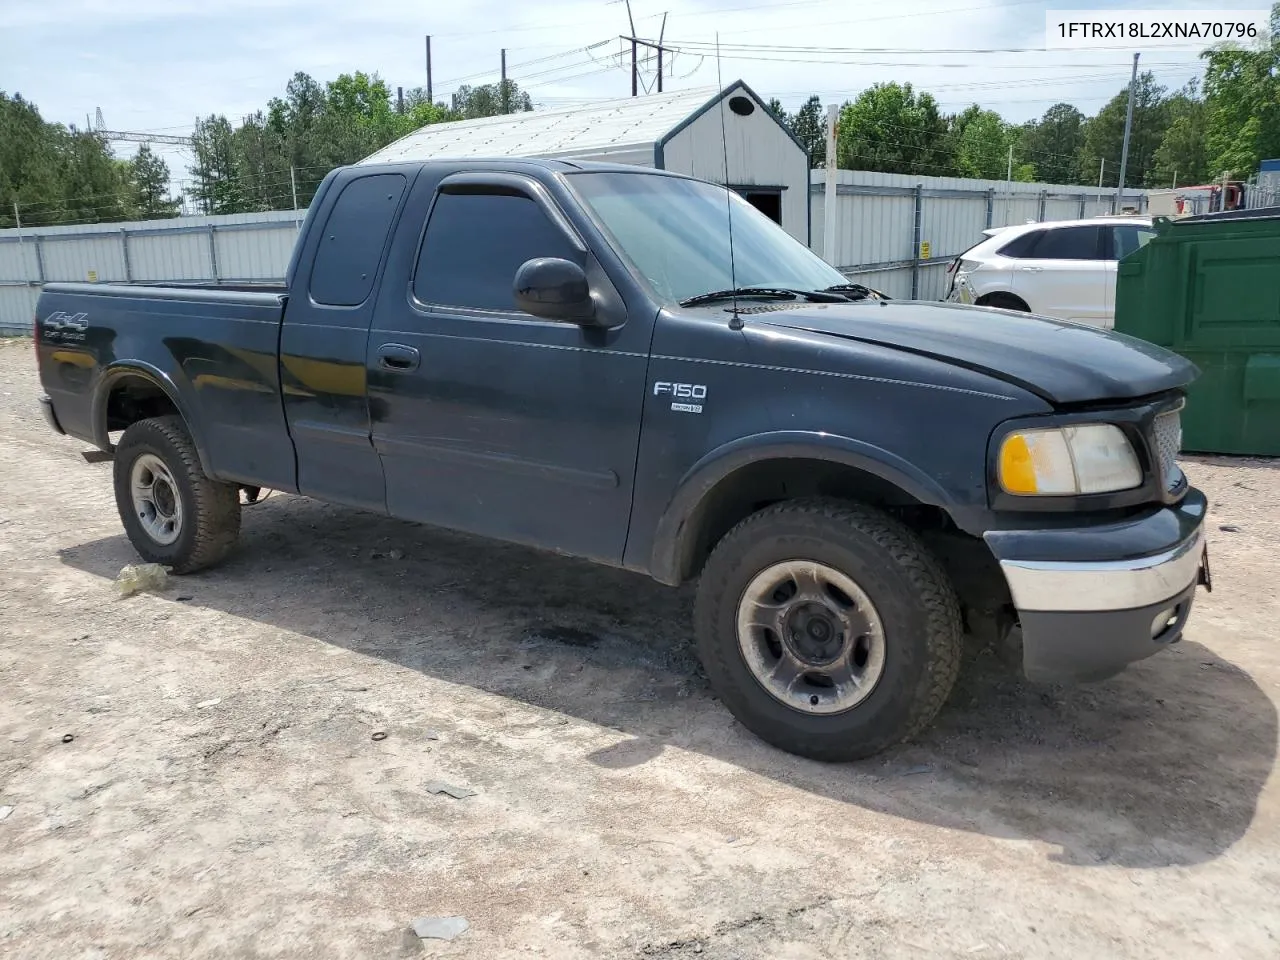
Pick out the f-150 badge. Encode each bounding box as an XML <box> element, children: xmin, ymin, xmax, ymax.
<box><xmin>653</xmin><ymin>381</ymin><xmax>706</xmax><ymax>414</ymax></box>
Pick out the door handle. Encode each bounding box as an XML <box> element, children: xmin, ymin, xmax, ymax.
<box><xmin>1016</xmin><ymin>265</ymin><xmax>1043</xmax><ymax>272</ymax></box>
<box><xmin>377</xmin><ymin>343</ymin><xmax>420</xmax><ymax>372</ymax></box>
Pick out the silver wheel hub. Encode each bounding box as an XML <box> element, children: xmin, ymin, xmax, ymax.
<box><xmin>736</xmin><ymin>560</ymin><xmax>886</xmax><ymax>715</ymax></box>
<box><xmin>130</xmin><ymin>453</ymin><xmax>183</xmax><ymax>546</ymax></box>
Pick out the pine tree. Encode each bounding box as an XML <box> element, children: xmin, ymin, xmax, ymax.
<box><xmin>130</xmin><ymin>144</ymin><xmax>179</xmax><ymax>218</ymax></box>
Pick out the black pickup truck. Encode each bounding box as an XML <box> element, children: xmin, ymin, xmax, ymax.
<box><xmin>35</xmin><ymin>159</ymin><xmax>1210</xmax><ymax>761</ymax></box>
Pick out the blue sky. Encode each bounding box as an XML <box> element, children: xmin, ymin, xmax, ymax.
<box><xmin>0</xmin><ymin>0</ymin><xmax>1231</xmax><ymax>190</ymax></box>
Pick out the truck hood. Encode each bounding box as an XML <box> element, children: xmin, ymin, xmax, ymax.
<box><xmin>756</xmin><ymin>301</ymin><xmax>1197</xmax><ymax>405</ymax></box>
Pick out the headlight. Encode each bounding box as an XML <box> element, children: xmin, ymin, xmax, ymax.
<box><xmin>998</xmin><ymin>424</ymin><xmax>1141</xmax><ymax>496</ymax></box>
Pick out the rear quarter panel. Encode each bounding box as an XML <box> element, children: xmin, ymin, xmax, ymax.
<box><xmin>36</xmin><ymin>283</ymin><xmax>296</xmax><ymax>490</ymax></box>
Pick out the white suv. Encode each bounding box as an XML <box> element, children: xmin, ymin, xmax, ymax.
<box><xmin>944</xmin><ymin>217</ymin><xmax>1156</xmax><ymax>328</ymax></box>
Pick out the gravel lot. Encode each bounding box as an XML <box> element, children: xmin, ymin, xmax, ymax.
<box><xmin>2</xmin><ymin>337</ymin><xmax>1278</xmax><ymax>959</ymax></box>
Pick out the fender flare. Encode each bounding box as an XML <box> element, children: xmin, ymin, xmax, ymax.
<box><xmin>648</xmin><ymin>431</ymin><xmax>954</xmax><ymax>585</ymax></box>
<box><xmin>93</xmin><ymin>361</ymin><xmax>214</xmax><ymax>476</ymax></box>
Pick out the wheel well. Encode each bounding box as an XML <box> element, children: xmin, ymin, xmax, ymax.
<box><xmin>104</xmin><ymin>374</ymin><xmax>180</xmax><ymax>437</ymax></box>
<box><xmin>675</xmin><ymin>458</ymin><xmax>952</xmax><ymax>583</ymax></box>
<box><xmin>976</xmin><ymin>291</ymin><xmax>1030</xmax><ymax>312</ymax></box>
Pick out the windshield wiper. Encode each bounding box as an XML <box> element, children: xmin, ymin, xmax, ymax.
<box><xmin>679</xmin><ymin>286</ymin><xmax>847</xmax><ymax>308</ymax></box>
<box><xmin>821</xmin><ymin>283</ymin><xmax>891</xmax><ymax>301</ymax></box>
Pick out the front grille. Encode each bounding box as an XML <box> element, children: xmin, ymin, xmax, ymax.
<box><xmin>1153</xmin><ymin>408</ymin><xmax>1184</xmax><ymax>492</ymax></box>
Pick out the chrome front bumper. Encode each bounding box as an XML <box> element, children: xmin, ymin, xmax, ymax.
<box><xmin>984</xmin><ymin>489</ymin><xmax>1209</xmax><ymax>682</ymax></box>
<box><xmin>999</xmin><ymin>525</ymin><xmax>1205</xmax><ymax>613</ymax></box>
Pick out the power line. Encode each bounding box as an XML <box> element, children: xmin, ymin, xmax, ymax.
<box><xmin>433</xmin><ymin>41</ymin><xmax>614</xmax><ymax>89</ymax></box>
<box><xmin>664</xmin><ymin>38</ymin><xmax>1201</xmax><ymax>57</ymax></box>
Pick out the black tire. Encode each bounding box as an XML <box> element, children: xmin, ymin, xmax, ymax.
<box><xmin>694</xmin><ymin>499</ymin><xmax>962</xmax><ymax>762</ymax></box>
<box><xmin>112</xmin><ymin>415</ymin><xmax>241</xmax><ymax>574</ymax></box>
<box><xmin>977</xmin><ymin>292</ymin><xmax>1030</xmax><ymax>312</ymax></box>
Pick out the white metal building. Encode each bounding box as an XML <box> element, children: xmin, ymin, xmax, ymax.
<box><xmin>361</xmin><ymin>80</ymin><xmax>812</xmax><ymax>244</ymax></box>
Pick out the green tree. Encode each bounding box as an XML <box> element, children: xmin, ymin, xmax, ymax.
<box><xmin>0</xmin><ymin>91</ymin><xmax>137</xmax><ymax>227</ymax></box>
<box><xmin>232</xmin><ymin>112</ymin><xmax>291</xmax><ymax>211</ymax></box>
<box><xmin>266</xmin><ymin>72</ymin><xmax>331</xmax><ymax>205</ymax></box>
<box><xmin>452</xmin><ymin>80</ymin><xmax>533</xmax><ymax>119</ymax></box>
<box><xmin>1153</xmin><ymin>81</ymin><xmax>1210</xmax><ymax>187</ymax></box>
<box><xmin>320</xmin><ymin>71</ymin><xmax>405</xmax><ymax>165</ymax></box>
<box><xmin>129</xmin><ymin>144</ymin><xmax>179</xmax><ymax>218</ymax></box>
<box><xmin>0</xmin><ymin>92</ymin><xmax>65</xmax><ymax>227</ymax></box>
<box><xmin>1202</xmin><ymin>3</ymin><xmax>1280</xmax><ymax>179</ymax></box>
<box><xmin>58</xmin><ymin>129</ymin><xmax>135</xmax><ymax>224</ymax></box>
<box><xmin>1018</xmin><ymin>103</ymin><xmax>1086</xmax><ymax>185</ymax></box>
<box><xmin>404</xmin><ymin>86</ymin><xmax>459</xmax><ymax>127</ymax></box>
<box><xmin>790</xmin><ymin>95</ymin><xmax>826</xmax><ymax>168</ymax></box>
<box><xmin>950</xmin><ymin>106</ymin><xmax>1014</xmax><ymax>179</ymax></box>
<box><xmin>189</xmin><ymin>115</ymin><xmax>245</xmax><ymax>214</ymax></box>
<box><xmin>1078</xmin><ymin>72</ymin><xmax>1171</xmax><ymax>188</ymax></box>
<box><xmin>837</xmin><ymin>82</ymin><xmax>949</xmax><ymax>175</ymax></box>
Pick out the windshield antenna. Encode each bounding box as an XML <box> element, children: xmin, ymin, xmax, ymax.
<box><xmin>714</xmin><ymin>34</ymin><xmax>743</xmax><ymax>331</ymax></box>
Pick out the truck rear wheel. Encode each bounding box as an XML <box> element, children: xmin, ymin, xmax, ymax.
<box><xmin>694</xmin><ymin>499</ymin><xmax>962</xmax><ymax>762</ymax></box>
<box><xmin>112</xmin><ymin>415</ymin><xmax>241</xmax><ymax>574</ymax></box>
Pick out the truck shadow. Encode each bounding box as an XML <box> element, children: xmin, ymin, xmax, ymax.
<box><xmin>59</xmin><ymin>494</ymin><xmax>1276</xmax><ymax>870</ymax></box>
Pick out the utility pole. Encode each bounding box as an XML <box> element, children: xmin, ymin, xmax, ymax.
<box><xmin>618</xmin><ymin>3</ymin><xmax>673</xmax><ymax>97</ymax></box>
<box><xmin>501</xmin><ymin>48</ymin><xmax>508</xmax><ymax>113</ymax></box>
<box><xmin>1116</xmin><ymin>52</ymin><xmax>1140</xmax><ymax>211</ymax></box>
<box><xmin>625</xmin><ymin>0</ymin><xmax>638</xmax><ymax>96</ymax></box>
<box><xmin>12</xmin><ymin>201</ymin><xmax>30</xmax><ymax>295</ymax></box>
<box><xmin>657</xmin><ymin>12</ymin><xmax>667</xmax><ymax>93</ymax></box>
<box><xmin>290</xmin><ymin>167</ymin><xmax>299</xmax><ymax>212</ymax></box>
<box><xmin>1005</xmin><ymin>143</ymin><xmax>1014</xmax><ymax>224</ymax></box>
<box><xmin>1098</xmin><ymin>158</ymin><xmax>1105</xmax><ymax>189</ymax></box>
<box><xmin>823</xmin><ymin>104</ymin><xmax>839</xmax><ymax>267</ymax></box>
<box><xmin>396</xmin><ymin>86</ymin><xmax>404</xmax><ymax>114</ymax></box>
<box><xmin>620</xmin><ymin>35</ymin><xmax>675</xmax><ymax>96</ymax></box>
<box><xmin>425</xmin><ymin>36</ymin><xmax>433</xmax><ymax>104</ymax></box>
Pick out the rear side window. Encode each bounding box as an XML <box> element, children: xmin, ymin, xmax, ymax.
<box><xmin>1111</xmin><ymin>225</ymin><xmax>1156</xmax><ymax>260</ymax></box>
<box><xmin>413</xmin><ymin>192</ymin><xmax>579</xmax><ymax>312</ymax></box>
<box><xmin>1023</xmin><ymin>225</ymin><xmax>1104</xmax><ymax>260</ymax></box>
<box><xmin>309</xmin><ymin>174</ymin><xmax>407</xmax><ymax>307</ymax></box>
<box><xmin>996</xmin><ymin>230</ymin><xmax>1044</xmax><ymax>258</ymax></box>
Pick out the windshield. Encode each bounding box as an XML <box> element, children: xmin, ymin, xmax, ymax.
<box><xmin>567</xmin><ymin>171</ymin><xmax>846</xmax><ymax>304</ymax></box>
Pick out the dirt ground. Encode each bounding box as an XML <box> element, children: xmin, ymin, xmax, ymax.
<box><xmin>1</xmin><ymin>337</ymin><xmax>1278</xmax><ymax>960</ymax></box>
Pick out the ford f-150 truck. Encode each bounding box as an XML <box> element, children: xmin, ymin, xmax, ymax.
<box><xmin>35</xmin><ymin>159</ymin><xmax>1211</xmax><ymax>762</ymax></box>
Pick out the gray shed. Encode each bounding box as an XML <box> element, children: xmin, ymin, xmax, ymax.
<box><xmin>360</xmin><ymin>80</ymin><xmax>811</xmax><ymax>244</ymax></box>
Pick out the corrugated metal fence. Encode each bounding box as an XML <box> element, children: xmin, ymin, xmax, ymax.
<box><xmin>0</xmin><ymin>210</ymin><xmax>303</xmax><ymax>334</ymax></box>
<box><xmin>811</xmin><ymin>170</ymin><xmax>1148</xmax><ymax>300</ymax></box>
<box><xmin>0</xmin><ymin>172</ymin><xmax>1145</xmax><ymax>334</ymax></box>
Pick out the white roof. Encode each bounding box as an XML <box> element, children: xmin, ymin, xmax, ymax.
<box><xmin>360</xmin><ymin>86</ymin><xmax>721</xmax><ymax>165</ymax></box>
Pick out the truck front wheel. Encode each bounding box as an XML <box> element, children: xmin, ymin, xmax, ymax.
<box><xmin>112</xmin><ymin>415</ymin><xmax>241</xmax><ymax>574</ymax></box>
<box><xmin>694</xmin><ymin>499</ymin><xmax>962</xmax><ymax>762</ymax></box>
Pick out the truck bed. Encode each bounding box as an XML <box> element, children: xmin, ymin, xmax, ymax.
<box><xmin>36</xmin><ymin>281</ymin><xmax>296</xmax><ymax>492</ymax></box>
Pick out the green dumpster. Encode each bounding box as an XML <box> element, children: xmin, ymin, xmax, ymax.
<box><xmin>1115</xmin><ymin>207</ymin><xmax>1280</xmax><ymax>456</ymax></box>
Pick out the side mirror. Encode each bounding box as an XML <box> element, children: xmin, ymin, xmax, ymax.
<box><xmin>513</xmin><ymin>257</ymin><xmax>596</xmax><ymax>323</ymax></box>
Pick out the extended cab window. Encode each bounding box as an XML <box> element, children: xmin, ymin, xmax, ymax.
<box><xmin>414</xmin><ymin>191</ymin><xmax>578</xmax><ymax>312</ymax></box>
<box><xmin>309</xmin><ymin>174</ymin><xmax>407</xmax><ymax>307</ymax></box>
<box><xmin>1023</xmin><ymin>225</ymin><xmax>1104</xmax><ymax>260</ymax></box>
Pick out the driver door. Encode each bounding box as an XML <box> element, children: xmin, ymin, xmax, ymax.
<box><xmin>366</xmin><ymin>172</ymin><xmax>649</xmax><ymax>564</ymax></box>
